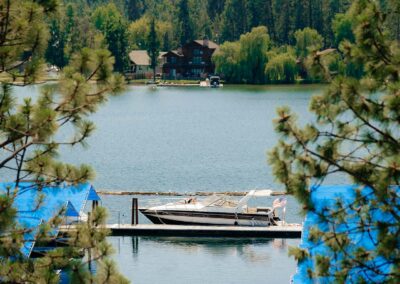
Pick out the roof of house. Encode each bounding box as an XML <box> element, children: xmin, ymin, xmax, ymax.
<box><xmin>162</xmin><ymin>50</ymin><xmax>184</xmax><ymax>57</ymax></box>
<box><xmin>129</xmin><ymin>50</ymin><xmax>167</xmax><ymax>65</ymax></box>
<box><xmin>0</xmin><ymin>182</ymin><xmax>100</xmax><ymax>257</ymax></box>
<box><xmin>193</xmin><ymin>39</ymin><xmax>219</xmax><ymax>49</ymax></box>
<box><xmin>293</xmin><ymin>184</ymin><xmax>398</xmax><ymax>283</ymax></box>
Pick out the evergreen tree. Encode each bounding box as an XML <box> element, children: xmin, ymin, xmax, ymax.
<box><xmin>248</xmin><ymin>0</ymin><xmax>266</xmax><ymax>28</ymax></box>
<box><xmin>45</xmin><ymin>19</ymin><xmax>68</xmax><ymax>68</ymax></box>
<box><xmin>191</xmin><ymin>0</ymin><xmax>213</xmax><ymax>40</ymax></box>
<box><xmin>269</xmin><ymin>0</ymin><xmax>400</xmax><ymax>281</ymax></box>
<box><xmin>178</xmin><ymin>0</ymin><xmax>193</xmax><ymax>45</ymax></box>
<box><xmin>0</xmin><ymin>1</ymin><xmax>127</xmax><ymax>282</ymax></box>
<box><xmin>273</xmin><ymin>0</ymin><xmax>295</xmax><ymax>44</ymax></box>
<box><xmin>264</xmin><ymin>0</ymin><xmax>276</xmax><ymax>41</ymax></box>
<box><xmin>207</xmin><ymin>0</ymin><xmax>225</xmax><ymax>20</ymax></box>
<box><xmin>147</xmin><ymin>18</ymin><xmax>160</xmax><ymax>82</ymax></box>
<box><xmin>125</xmin><ymin>0</ymin><xmax>144</xmax><ymax>21</ymax></box>
<box><xmin>92</xmin><ymin>3</ymin><xmax>130</xmax><ymax>72</ymax></box>
<box><xmin>294</xmin><ymin>0</ymin><xmax>310</xmax><ymax>31</ymax></box>
<box><xmin>220</xmin><ymin>0</ymin><xmax>248</xmax><ymax>42</ymax></box>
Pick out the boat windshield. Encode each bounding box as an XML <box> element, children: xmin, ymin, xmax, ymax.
<box><xmin>202</xmin><ymin>195</ymin><xmax>238</xmax><ymax>207</ymax></box>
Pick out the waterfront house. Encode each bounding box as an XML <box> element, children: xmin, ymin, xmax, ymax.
<box><xmin>162</xmin><ymin>39</ymin><xmax>219</xmax><ymax>79</ymax></box>
<box><xmin>128</xmin><ymin>50</ymin><xmax>166</xmax><ymax>79</ymax></box>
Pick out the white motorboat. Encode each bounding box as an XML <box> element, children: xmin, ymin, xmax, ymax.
<box><xmin>140</xmin><ymin>190</ymin><xmax>286</xmax><ymax>226</ymax></box>
<box><xmin>200</xmin><ymin>76</ymin><xmax>223</xmax><ymax>88</ymax></box>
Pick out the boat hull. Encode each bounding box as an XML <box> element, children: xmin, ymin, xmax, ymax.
<box><xmin>139</xmin><ymin>209</ymin><xmax>277</xmax><ymax>226</ymax></box>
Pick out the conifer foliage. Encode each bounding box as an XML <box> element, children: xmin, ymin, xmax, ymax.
<box><xmin>146</xmin><ymin>18</ymin><xmax>160</xmax><ymax>81</ymax></box>
<box><xmin>0</xmin><ymin>1</ymin><xmax>128</xmax><ymax>283</ymax></box>
<box><xmin>269</xmin><ymin>0</ymin><xmax>400</xmax><ymax>281</ymax></box>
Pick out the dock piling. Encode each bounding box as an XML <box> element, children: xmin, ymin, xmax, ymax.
<box><xmin>131</xmin><ymin>198</ymin><xmax>139</xmax><ymax>225</ymax></box>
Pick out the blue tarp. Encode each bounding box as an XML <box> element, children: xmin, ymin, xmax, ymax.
<box><xmin>0</xmin><ymin>182</ymin><xmax>100</xmax><ymax>257</ymax></box>
<box><xmin>293</xmin><ymin>184</ymin><xmax>398</xmax><ymax>283</ymax></box>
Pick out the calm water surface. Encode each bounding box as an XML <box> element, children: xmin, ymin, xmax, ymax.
<box><xmin>9</xmin><ymin>84</ymin><xmax>325</xmax><ymax>283</ymax></box>
<box><xmin>63</xmin><ymin>84</ymin><xmax>320</xmax><ymax>192</ymax></box>
<box><xmin>93</xmin><ymin>85</ymin><xmax>317</xmax><ymax>284</ymax></box>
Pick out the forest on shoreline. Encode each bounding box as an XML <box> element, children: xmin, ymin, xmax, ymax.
<box><xmin>45</xmin><ymin>0</ymin><xmax>399</xmax><ymax>84</ymax></box>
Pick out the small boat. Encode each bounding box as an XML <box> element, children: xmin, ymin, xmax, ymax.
<box><xmin>200</xmin><ymin>76</ymin><xmax>223</xmax><ymax>88</ymax></box>
<box><xmin>139</xmin><ymin>190</ymin><xmax>286</xmax><ymax>226</ymax></box>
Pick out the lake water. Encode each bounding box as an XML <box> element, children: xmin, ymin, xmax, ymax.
<box><xmin>62</xmin><ymin>85</ymin><xmax>321</xmax><ymax>192</ymax></box>
<box><xmin>8</xmin><ymin>84</ymin><xmax>325</xmax><ymax>283</ymax></box>
<box><xmin>84</xmin><ymin>84</ymin><xmax>319</xmax><ymax>284</ymax></box>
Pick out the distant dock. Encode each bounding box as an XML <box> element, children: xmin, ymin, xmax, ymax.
<box><xmin>97</xmin><ymin>190</ymin><xmax>287</xmax><ymax>196</ymax></box>
<box><xmin>61</xmin><ymin>224</ymin><xmax>302</xmax><ymax>238</ymax></box>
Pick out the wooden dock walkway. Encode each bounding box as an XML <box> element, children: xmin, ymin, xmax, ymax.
<box><xmin>77</xmin><ymin>224</ymin><xmax>302</xmax><ymax>238</ymax></box>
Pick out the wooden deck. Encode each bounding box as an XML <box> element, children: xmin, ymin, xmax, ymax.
<box><xmin>77</xmin><ymin>224</ymin><xmax>302</xmax><ymax>238</ymax></box>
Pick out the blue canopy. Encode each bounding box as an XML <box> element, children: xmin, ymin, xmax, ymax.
<box><xmin>0</xmin><ymin>182</ymin><xmax>100</xmax><ymax>257</ymax></box>
<box><xmin>293</xmin><ymin>184</ymin><xmax>398</xmax><ymax>283</ymax></box>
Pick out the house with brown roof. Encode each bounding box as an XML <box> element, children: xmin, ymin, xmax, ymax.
<box><xmin>162</xmin><ymin>39</ymin><xmax>219</xmax><ymax>79</ymax></box>
<box><xmin>128</xmin><ymin>50</ymin><xmax>167</xmax><ymax>79</ymax></box>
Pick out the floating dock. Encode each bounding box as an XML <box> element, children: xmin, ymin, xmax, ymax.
<box><xmin>62</xmin><ymin>224</ymin><xmax>302</xmax><ymax>238</ymax></box>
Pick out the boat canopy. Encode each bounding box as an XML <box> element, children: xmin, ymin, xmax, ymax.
<box><xmin>0</xmin><ymin>182</ymin><xmax>99</xmax><ymax>258</ymax></box>
<box><xmin>293</xmin><ymin>184</ymin><xmax>400</xmax><ymax>283</ymax></box>
<box><xmin>235</xmin><ymin>190</ymin><xmax>273</xmax><ymax>209</ymax></box>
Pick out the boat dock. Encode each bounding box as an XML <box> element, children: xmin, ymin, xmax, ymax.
<box><xmin>62</xmin><ymin>224</ymin><xmax>302</xmax><ymax>238</ymax></box>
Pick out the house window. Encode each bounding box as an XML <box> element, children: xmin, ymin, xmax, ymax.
<box><xmin>193</xmin><ymin>49</ymin><xmax>201</xmax><ymax>55</ymax></box>
<box><xmin>191</xmin><ymin>68</ymin><xmax>202</xmax><ymax>75</ymax></box>
<box><xmin>169</xmin><ymin>57</ymin><xmax>177</xmax><ymax>64</ymax></box>
<box><xmin>193</xmin><ymin>57</ymin><xmax>202</xmax><ymax>64</ymax></box>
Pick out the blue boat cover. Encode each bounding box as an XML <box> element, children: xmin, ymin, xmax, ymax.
<box><xmin>293</xmin><ymin>184</ymin><xmax>399</xmax><ymax>283</ymax></box>
<box><xmin>65</xmin><ymin>201</ymin><xmax>80</xmax><ymax>217</ymax></box>
<box><xmin>87</xmin><ymin>186</ymin><xmax>101</xmax><ymax>201</ymax></box>
<box><xmin>0</xmin><ymin>182</ymin><xmax>99</xmax><ymax>258</ymax></box>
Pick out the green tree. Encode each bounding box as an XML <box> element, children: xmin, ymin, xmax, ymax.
<box><xmin>190</xmin><ymin>0</ymin><xmax>212</xmax><ymax>40</ymax></box>
<box><xmin>147</xmin><ymin>18</ymin><xmax>160</xmax><ymax>82</ymax></box>
<box><xmin>273</xmin><ymin>0</ymin><xmax>295</xmax><ymax>44</ymax></box>
<box><xmin>92</xmin><ymin>3</ymin><xmax>130</xmax><ymax>72</ymax></box>
<box><xmin>332</xmin><ymin>13</ymin><xmax>354</xmax><ymax>45</ymax></box>
<box><xmin>0</xmin><ymin>1</ymin><xmax>127</xmax><ymax>282</ymax></box>
<box><xmin>129</xmin><ymin>15</ymin><xmax>173</xmax><ymax>50</ymax></box>
<box><xmin>294</xmin><ymin>27</ymin><xmax>323</xmax><ymax>81</ymax></box>
<box><xmin>207</xmin><ymin>0</ymin><xmax>225</xmax><ymax>20</ymax></box>
<box><xmin>269</xmin><ymin>0</ymin><xmax>400</xmax><ymax>281</ymax></box>
<box><xmin>265</xmin><ymin>52</ymin><xmax>297</xmax><ymax>83</ymax></box>
<box><xmin>220</xmin><ymin>0</ymin><xmax>248</xmax><ymax>42</ymax></box>
<box><xmin>125</xmin><ymin>0</ymin><xmax>144</xmax><ymax>21</ymax></box>
<box><xmin>45</xmin><ymin>18</ymin><xmax>68</xmax><ymax>68</ymax></box>
<box><xmin>178</xmin><ymin>0</ymin><xmax>193</xmax><ymax>45</ymax></box>
<box><xmin>60</xmin><ymin>3</ymin><xmax>105</xmax><ymax>63</ymax></box>
<box><xmin>213</xmin><ymin>26</ymin><xmax>270</xmax><ymax>84</ymax></box>
<box><xmin>238</xmin><ymin>26</ymin><xmax>270</xmax><ymax>84</ymax></box>
<box><xmin>379</xmin><ymin>0</ymin><xmax>400</xmax><ymax>41</ymax></box>
<box><xmin>213</xmin><ymin>41</ymin><xmax>241</xmax><ymax>83</ymax></box>
<box><xmin>332</xmin><ymin>12</ymin><xmax>363</xmax><ymax>78</ymax></box>
<box><xmin>294</xmin><ymin>27</ymin><xmax>323</xmax><ymax>58</ymax></box>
